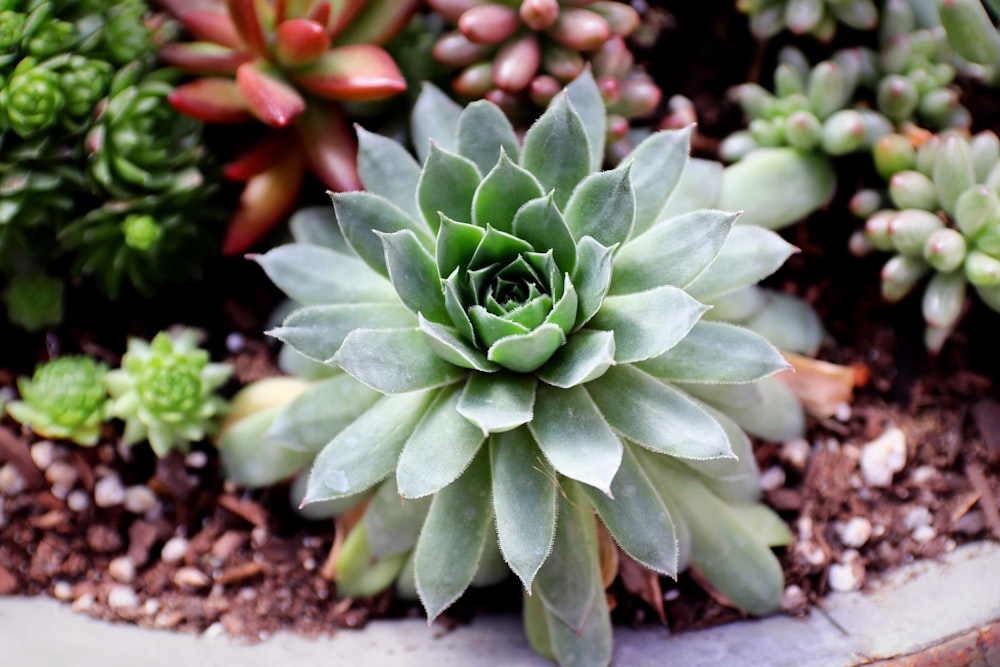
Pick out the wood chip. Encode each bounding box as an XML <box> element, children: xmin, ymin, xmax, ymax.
<box><xmin>966</xmin><ymin>462</ymin><xmax>1000</xmax><ymax>540</ymax></box>
<box><xmin>0</xmin><ymin>427</ymin><xmax>44</xmax><ymax>490</ymax></box>
<box><xmin>775</xmin><ymin>353</ymin><xmax>865</xmax><ymax>419</ymax></box>
<box><xmin>971</xmin><ymin>399</ymin><xmax>1000</xmax><ymax>458</ymax></box>
<box><xmin>215</xmin><ymin>561</ymin><xmax>265</xmax><ymax>585</ymax></box>
<box><xmin>28</xmin><ymin>510</ymin><xmax>70</xmax><ymax>530</ymax></box>
<box><xmin>217</xmin><ymin>494</ymin><xmax>269</xmax><ymax>528</ymax></box>
<box><xmin>0</xmin><ymin>564</ymin><xmax>17</xmax><ymax>594</ymax></box>
<box><xmin>618</xmin><ymin>551</ymin><xmax>666</xmax><ymax>624</ymax></box>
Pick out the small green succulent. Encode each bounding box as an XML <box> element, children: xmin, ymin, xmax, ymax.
<box><xmin>104</xmin><ymin>329</ymin><xmax>232</xmax><ymax>457</ymax></box>
<box><xmin>257</xmin><ymin>72</ymin><xmax>794</xmax><ymax>666</ymax></box>
<box><xmin>6</xmin><ymin>355</ymin><xmax>110</xmax><ymax>445</ymax></box>
<box><xmin>736</xmin><ymin>0</ymin><xmax>878</xmax><ymax>41</ymax></box>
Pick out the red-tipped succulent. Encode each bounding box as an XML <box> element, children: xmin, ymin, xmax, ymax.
<box><xmin>160</xmin><ymin>0</ymin><xmax>416</xmax><ymax>254</ymax></box>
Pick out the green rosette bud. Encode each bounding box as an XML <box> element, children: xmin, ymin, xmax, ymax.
<box><xmin>101</xmin><ymin>1</ymin><xmax>154</xmax><ymax>65</ymax></box>
<box><xmin>25</xmin><ymin>18</ymin><xmax>77</xmax><ymax>57</ymax></box>
<box><xmin>784</xmin><ymin>110</ymin><xmax>822</xmax><ymax>150</ymax></box>
<box><xmin>104</xmin><ymin>328</ymin><xmax>232</xmax><ymax>457</ymax></box>
<box><xmin>7</xmin><ymin>356</ymin><xmax>110</xmax><ymax>445</ymax></box>
<box><xmin>0</xmin><ymin>57</ymin><xmax>64</xmax><ymax>137</ymax></box>
<box><xmin>1</xmin><ymin>268</ymin><xmax>64</xmax><ymax>330</ymax></box>
<box><xmin>750</xmin><ymin>117</ymin><xmax>786</xmax><ymax>147</ymax></box>
<box><xmin>964</xmin><ymin>249</ymin><xmax>1000</xmax><ymax>286</ymax></box>
<box><xmin>0</xmin><ymin>10</ymin><xmax>25</xmax><ymax>51</ymax></box>
<box><xmin>881</xmin><ymin>253</ymin><xmax>930</xmax><ymax>301</ymax></box>
<box><xmin>923</xmin><ymin>227</ymin><xmax>967</xmax><ymax>271</ymax></box>
<box><xmin>54</xmin><ymin>55</ymin><xmax>113</xmax><ymax>126</ymax></box>
<box><xmin>888</xmin><ymin>170</ymin><xmax>938</xmax><ymax>210</ymax></box>
<box><xmin>873</xmin><ymin>133</ymin><xmax>916</xmax><ymax>179</ymax></box>
<box><xmin>888</xmin><ymin>209</ymin><xmax>945</xmax><ymax>254</ymax></box>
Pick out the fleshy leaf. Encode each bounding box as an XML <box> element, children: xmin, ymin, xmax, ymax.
<box><xmin>356</xmin><ymin>125</ymin><xmax>422</xmax><ymax>220</ymax></box>
<box><xmin>414</xmin><ymin>447</ymin><xmax>494</xmax><ymax>621</ymax></box>
<box><xmin>293</xmin><ymin>101</ymin><xmax>363</xmax><ymax>192</ymax></box>
<box><xmin>436</xmin><ymin>216</ymin><xmax>485</xmax><ymax>280</ymax></box>
<box><xmin>471</xmin><ymin>151</ymin><xmax>545</xmax><ymax>233</ymax></box>
<box><xmin>521</xmin><ymin>92</ymin><xmax>591</xmax><ymax>210</ymax></box>
<box><xmin>563</xmin><ymin>163</ymin><xmax>635</xmax><ymax>248</ymax></box>
<box><xmin>269</xmin><ymin>303</ymin><xmax>414</xmax><ymax>363</ymax></box>
<box><xmin>167</xmin><ymin>78</ymin><xmax>253</xmax><ymax>123</ymax></box>
<box><xmin>583</xmin><ymin>444</ymin><xmax>678</xmax><ymax>577</ymax></box>
<box><xmin>659</xmin><ymin>157</ymin><xmax>724</xmax><ymax>220</ymax></box>
<box><xmin>537</xmin><ymin>329</ymin><xmax>616</xmax><ymax>389</ymax></box>
<box><xmin>490</xmin><ymin>428</ymin><xmax>557</xmax><ymax>591</ymax></box>
<box><xmin>255</xmin><ymin>244</ymin><xmax>395</xmax><ymax>305</ymax></box>
<box><xmin>418</xmin><ymin>315</ymin><xmax>498</xmax><ymax>372</ymax></box>
<box><xmin>457</xmin><ymin>100</ymin><xmax>521</xmax><ymax>175</ymax></box>
<box><xmin>417</xmin><ymin>144</ymin><xmax>481</xmax><ymax>233</ymax></box>
<box><xmin>288</xmin><ymin>206</ymin><xmax>348</xmax><ymax>250</ymax></box>
<box><xmin>335</xmin><ymin>328</ymin><xmax>466</xmax><ymax>393</ymax></box>
<box><xmin>396</xmin><ymin>385</ymin><xmax>486</xmax><ymax>498</ymax></box>
<box><xmin>625</xmin><ymin>126</ymin><xmax>693</xmax><ymax>236</ymax></box>
<box><xmin>235</xmin><ymin>61</ymin><xmax>306</xmax><ymax>127</ymax></box>
<box><xmin>639</xmin><ymin>321</ymin><xmax>789</xmax><ymax>384</ymax></box>
<box><xmin>512</xmin><ymin>195</ymin><xmax>577</xmax><ymax>274</ymax></box>
<box><xmin>611</xmin><ymin>210</ymin><xmax>738</xmax><ymax>295</ymax></box>
<box><xmin>411</xmin><ymin>83</ymin><xmax>463</xmax><ymax>163</ymax></box>
<box><xmin>364</xmin><ymin>477</ymin><xmax>432</xmax><ymax>558</ymax></box>
<box><xmin>457</xmin><ymin>372</ymin><xmax>536</xmax><ymax>433</ymax></box>
<box><xmin>218</xmin><ymin>407</ymin><xmax>314</xmax><ymax>488</ymax></box>
<box><xmin>528</xmin><ymin>384</ymin><xmax>622</xmax><ymax>495</ymax></box>
<box><xmin>587</xmin><ymin>365</ymin><xmax>733</xmax><ymax>460</ymax></box>
<box><xmin>683</xmin><ymin>404</ymin><xmax>762</xmax><ymax>504</ymax></box>
<box><xmin>304</xmin><ymin>391</ymin><xmax>433</xmax><ymax>502</ymax></box>
<box><xmin>590</xmin><ymin>285</ymin><xmax>708</xmax><ymax>363</ymax></box>
<box><xmin>572</xmin><ymin>237</ymin><xmax>615</xmax><ymax>328</ymax></box>
<box><xmin>266</xmin><ymin>374</ymin><xmax>382</xmax><ymax>452</ymax></box>
<box><xmin>377</xmin><ymin>230</ymin><xmax>449</xmax><ymax>323</ymax></box>
<box><xmin>290</xmin><ymin>45</ymin><xmax>407</xmax><ymax>102</ymax></box>
<box><xmin>685</xmin><ymin>226</ymin><xmax>798</xmax><ymax>301</ymax></box>
<box><xmin>333</xmin><ymin>192</ymin><xmax>432</xmax><ymax>277</ymax></box>
<box><xmin>565</xmin><ymin>69</ymin><xmax>607</xmax><ymax>172</ymax></box>
<box><xmin>487</xmin><ymin>323</ymin><xmax>567</xmax><ymax>373</ymax></box>
<box><xmin>681</xmin><ymin>376</ymin><xmax>805</xmax><ymax>441</ymax></box>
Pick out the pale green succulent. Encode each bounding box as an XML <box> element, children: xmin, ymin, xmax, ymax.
<box><xmin>6</xmin><ymin>355</ymin><xmax>109</xmax><ymax>445</ymax></box>
<box><xmin>255</xmin><ymin>72</ymin><xmax>795</xmax><ymax>666</ymax></box>
<box><xmin>104</xmin><ymin>328</ymin><xmax>232</xmax><ymax>457</ymax></box>
<box><xmin>736</xmin><ymin>0</ymin><xmax>878</xmax><ymax>41</ymax></box>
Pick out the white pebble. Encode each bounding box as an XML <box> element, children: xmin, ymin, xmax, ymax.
<box><xmin>780</xmin><ymin>584</ymin><xmax>807</xmax><ymax>611</ymax></box>
<box><xmin>30</xmin><ymin>441</ymin><xmax>57</xmax><ymax>470</ymax></box>
<box><xmin>780</xmin><ymin>438</ymin><xmax>812</xmax><ymax>470</ymax></box>
<box><xmin>913</xmin><ymin>525</ymin><xmax>937</xmax><ymax>543</ymax></box>
<box><xmin>904</xmin><ymin>506</ymin><xmax>933</xmax><ymax>530</ymax></box>
<box><xmin>67</xmin><ymin>490</ymin><xmax>90</xmax><ymax>513</ymax></box>
<box><xmin>834</xmin><ymin>403</ymin><xmax>852</xmax><ymax>422</ymax></box>
<box><xmin>123</xmin><ymin>486</ymin><xmax>160</xmax><ymax>515</ymax></box>
<box><xmin>859</xmin><ymin>427</ymin><xmax>907</xmax><ymax>487</ymax></box>
<box><xmin>94</xmin><ymin>475</ymin><xmax>126</xmax><ymax>508</ymax></box>
<box><xmin>161</xmin><ymin>536</ymin><xmax>189</xmax><ymax>564</ymax></box>
<box><xmin>796</xmin><ymin>541</ymin><xmax>827</xmax><ymax>567</ymax></box>
<box><xmin>143</xmin><ymin>599</ymin><xmax>161</xmax><ymax>616</ymax></box>
<box><xmin>836</xmin><ymin>517</ymin><xmax>873</xmax><ymax>548</ymax></box>
<box><xmin>202</xmin><ymin>622</ymin><xmax>226</xmax><ymax>639</ymax></box>
<box><xmin>109</xmin><ymin>556</ymin><xmax>136</xmax><ymax>583</ymax></box>
<box><xmin>72</xmin><ymin>593</ymin><xmax>95</xmax><ymax>612</ymax></box>
<box><xmin>759</xmin><ymin>466</ymin><xmax>786</xmax><ymax>491</ymax></box>
<box><xmin>910</xmin><ymin>465</ymin><xmax>939</xmax><ymax>485</ymax></box>
<box><xmin>107</xmin><ymin>585</ymin><xmax>139</xmax><ymax>611</ymax></box>
<box><xmin>53</xmin><ymin>581</ymin><xmax>74</xmax><ymax>601</ymax></box>
<box><xmin>184</xmin><ymin>451</ymin><xmax>208</xmax><ymax>469</ymax></box>
<box><xmin>0</xmin><ymin>463</ymin><xmax>26</xmax><ymax>496</ymax></box>
<box><xmin>225</xmin><ymin>332</ymin><xmax>245</xmax><ymax>353</ymax></box>
<box><xmin>251</xmin><ymin>526</ymin><xmax>268</xmax><ymax>547</ymax></box>
<box><xmin>45</xmin><ymin>461</ymin><xmax>78</xmax><ymax>495</ymax></box>
<box><xmin>828</xmin><ymin>562</ymin><xmax>862</xmax><ymax>592</ymax></box>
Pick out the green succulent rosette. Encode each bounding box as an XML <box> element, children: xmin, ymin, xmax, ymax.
<box><xmin>258</xmin><ymin>73</ymin><xmax>795</xmax><ymax>666</ymax></box>
<box><xmin>7</xmin><ymin>355</ymin><xmax>109</xmax><ymax>445</ymax></box>
<box><xmin>104</xmin><ymin>328</ymin><xmax>232</xmax><ymax>457</ymax></box>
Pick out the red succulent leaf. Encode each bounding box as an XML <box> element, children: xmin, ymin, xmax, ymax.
<box><xmin>290</xmin><ymin>45</ymin><xmax>406</xmax><ymax>102</ymax></box>
<box><xmin>223</xmin><ymin>131</ymin><xmax>290</xmax><ymax>180</ymax></box>
<box><xmin>174</xmin><ymin>9</ymin><xmax>245</xmax><ymax>49</ymax></box>
<box><xmin>222</xmin><ymin>139</ymin><xmax>307</xmax><ymax>255</ymax></box>
<box><xmin>226</xmin><ymin>0</ymin><xmax>271</xmax><ymax>57</ymax></box>
<box><xmin>307</xmin><ymin>0</ymin><xmax>333</xmax><ymax>27</ymax></box>
<box><xmin>236</xmin><ymin>61</ymin><xmax>307</xmax><ymax>127</ymax></box>
<box><xmin>168</xmin><ymin>78</ymin><xmax>254</xmax><ymax>123</ymax></box>
<box><xmin>159</xmin><ymin>42</ymin><xmax>253</xmax><ymax>75</ymax></box>
<box><xmin>293</xmin><ymin>102</ymin><xmax>362</xmax><ymax>192</ymax></box>
<box><xmin>493</xmin><ymin>34</ymin><xmax>540</xmax><ymax>92</ymax></box>
<box><xmin>334</xmin><ymin>0</ymin><xmax>421</xmax><ymax>45</ymax></box>
<box><xmin>273</xmin><ymin>0</ymin><xmax>288</xmax><ymax>22</ymax></box>
<box><xmin>326</xmin><ymin>0</ymin><xmax>365</xmax><ymax>39</ymax></box>
<box><xmin>274</xmin><ymin>19</ymin><xmax>331</xmax><ymax>67</ymax></box>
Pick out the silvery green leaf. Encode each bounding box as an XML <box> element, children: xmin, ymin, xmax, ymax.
<box><xmin>378</xmin><ymin>229</ymin><xmax>449</xmax><ymax>324</ymax></box>
<box><xmin>471</xmin><ymin>151</ymin><xmax>545</xmax><ymax>233</ymax></box>
<box><xmin>218</xmin><ymin>407</ymin><xmax>314</xmax><ymax>488</ymax></box>
<box><xmin>625</xmin><ymin>126</ymin><xmax>692</xmax><ymax>236</ymax></box>
<box><xmin>658</xmin><ymin>157</ymin><xmax>724</xmax><ymax>220</ymax></box>
<box><xmin>364</xmin><ymin>476</ymin><xmax>431</xmax><ymax>558</ymax></box>
<box><xmin>680</xmin><ymin>404</ymin><xmax>762</xmax><ymax>504</ymax></box>
<box><xmin>436</xmin><ymin>215</ymin><xmax>485</xmax><ymax>279</ymax></box>
<box><xmin>335</xmin><ymin>328</ymin><xmax>467</xmax><ymax>393</ymax></box>
<box><xmin>686</xmin><ymin>226</ymin><xmax>798</xmax><ymax>301</ymax></box>
<box><xmin>523</xmin><ymin>588</ymin><xmax>557</xmax><ymax>662</ymax></box>
<box><xmin>643</xmin><ymin>455</ymin><xmax>784</xmax><ymax>616</ymax></box>
<box><xmin>333</xmin><ymin>520</ymin><xmax>410</xmax><ymax>598</ymax></box>
<box><xmin>334</xmin><ymin>192</ymin><xmax>432</xmax><ymax>277</ymax></box>
<box><xmin>417</xmin><ymin>144</ymin><xmax>481</xmax><ymax>233</ymax></box>
<box><xmin>563</xmin><ymin>163</ymin><xmax>635</xmax><ymax>248</ymax></box>
<box><xmin>471</xmin><ymin>534</ymin><xmax>509</xmax><ymax>587</ymax></box>
<box><xmin>277</xmin><ymin>344</ymin><xmax>337</xmax><ymax>381</ymax></box>
<box><xmin>587</xmin><ymin>365</ymin><xmax>733</xmax><ymax>460</ymax></box>
<box><xmin>638</xmin><ymin>321</ymin><xmax>789</xmax><ymax>384</ymax></box>
<box><xmin>396</xmin><ymin>384</ymin><xmax>486</xmax><ymax>498</ymax></box>
<box><xmin>305</xmin><ymin>391</ymin><xmax>434</xmax><ymax>503</ymax></box>
<box><xmin>457</xmin><ymin>372</ymin><xmax>535</xmax><ymax>433</ymax></box>
<box><xmin>469</xmin><ymin>224</ymin><xmax>534</xmax><ymax>266</ymax></box>
<box><xmin>611</xmin><ymin>210</ymin><xmax>738</xmax><ymax>295</ymax></box>
<box><xmin>590</xmin><ymin>285</ymin><xmax>708</xmax><ymax>363</ymax></box>
<box><xmin>490</xmin><ymin>428</ymin><xmax>557</xmax><ymax>590</ymax></box>
<box><xmin>534</xmin><ymin>481</ymin><xmax>601</xmax><ymax>633</ymax></box>
<box><xmin>414</xmin><ymin>447</ymin><xmax>494</xmax><ymax>620</ymax></box>
<box><xmin>255</xmin><ymin>244</ymin><xmax>396</xmax><ymax>305</ymax></box>
<box><xmin>537</xmin><ymin>329</ymin><xmax>616</xmax><ymax>388</ymax></box>
<box><xmin>741</xmin><ymin>290</ymin><xmax>824</xmax><ymax>355</ymax></box>
<box><xmin>583</xmin><ymin>444</ymin><xmax>678</xmax><ymax>577</ymax></box>
<box><xmin>266</xmin><ymin>374</ymin><xmax>382</xmax><ymax>452</ymax></box>
<box><xmin>572</xmin><ymin>236</ymin><xmax>615</xmax><ymax>328</ymax></box>
<box><xmin>411</xmin><ymin>82</ymin><xmax>462</xmax><ymax>163</ymax></box>
<box><xmin>727</xmin><ymin>502</ymin><xmax>793</xmax><ymax>546</ymax></box>
<box><xmin>685</xmin><ymin>376</ymin><xmax>805</xmax><ymax>441</ymax></box>
<box><xmin>512</xmin><ymin>194</ymin><xmax>578</xmax><ymax>274</ymax></box>
<box><xmin>544</xmin><ymin>275</ymin><xmax>578</xmax><ymax>335</ymax></box>
<box><xmin>288</xmin><ymin>206</ymin><xmax>348</xmax><ymax>251</ymax></box>
<box><xmin>487</xmin><ymin>323</ymin><xmax>567</xmax><ymax>373</ymax></box>
<box><xmin>565</xmin><ymin>69</ymin><xmax>606</xmax><ymax>173</ymax></box>
<box><xmin>356</xmin><ymin>126</ymin><xmax>422</xmax><ymax>219</ymax></box>
<box><xmin>457</xmin><ymin>100</ymin><xmax>521</xmax><ymax>175</ymax></box>
<box><xmin>546</xmin><ymin>584</ymin><xmax>612</xmax><ymax>667</ymax></box>
<box><xmin>418</xmin><ymin>315</ymin><xmax>498</xmax><ymax>372</ymax></box>
<box><xmin>270</xmin><ymin>303</ymin><xmax>414</xmax><ymax>363</ymax></box>
<box><xmin>701</xmin><ymin>284</ymin><xmax>769</xmax><ymax>322</ymax></box>
<box><xmin>290</xmin><ymin>468</ymin><xmax>368</xmax><ymax>520</ymax></box>
<box><xmin>528</xmin><ymin>384</ymin><xmax>622</xmax><ymax>495</ymax></box>
<box><xmin>521</xmin><ymin>92</ymin><xmax>591</xmax><ymax>210</ymax></box>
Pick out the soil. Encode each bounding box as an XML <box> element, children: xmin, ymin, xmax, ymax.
<box><xmin>1</xmin><ymin>0</ymin><xmax>1000</xmax><ymax>652</ymax></box>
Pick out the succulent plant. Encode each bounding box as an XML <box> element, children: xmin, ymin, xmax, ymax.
<box><xmin>936</xmin><ymin>0</ymin><xmax>1000</xmax><ymax>75</ymax></box>
<box><xmin>104</xmin><ymin>328</ymin><xmax>232</xmax><ymax>456</ymax></box>
<box><xmin>159</xmin><ymin>0</ymin><xmax>418</xmax><ymax>254</ymax></box>
<box><xmin>6</xmin><ymin>355</ymin><xmax>110</xmax><ymax>445</ymax></box>
<box><xmin>736</xmin><ymin>0</ymin><xmax>879</xmax><ymax>41</ymax></box>
<box><xmin>256</xmin><ymin>72</ymin><xmax>795</xmax><ymax>666</ymax></box>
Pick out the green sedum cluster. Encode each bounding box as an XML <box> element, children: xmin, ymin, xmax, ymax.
<box><xmin>105</xmin><ymin>328</ymin><xmax>232</xmax><ymax>457</ymax></box>
<box><xmin>736</xmin><ymin>0</ymin><xmax>878</xmax><ymax>41</ymax></box>
<box><xmin>6</xmin><ymin>355</ymin><xmax>110</xmax><ymax>445</ymax></box>
<box><xmin>255</xmin><ymin>72</ymin><xmax>794</xmax><ymax>666</ymax></box>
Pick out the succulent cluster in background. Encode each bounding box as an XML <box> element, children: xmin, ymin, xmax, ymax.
<box><xmin>0</xmin><ymin>0</ymin><xmax>225</xmax><ymax>329</ymax></box>
<box><xmin>736</xmin><ymin>0</ymin><xmax>879</xmax><ymax>41</ymax></box>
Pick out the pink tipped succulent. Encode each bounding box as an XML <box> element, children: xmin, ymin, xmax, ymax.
<box><xmin>159</xmin><ymin>0</ymin><xmax>417</xmax><ymax>254</ymax></box>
